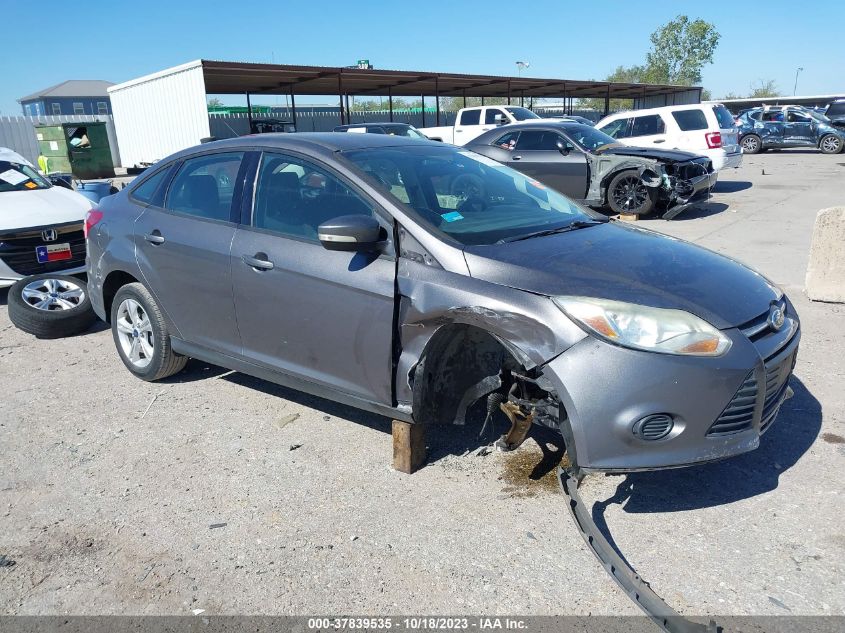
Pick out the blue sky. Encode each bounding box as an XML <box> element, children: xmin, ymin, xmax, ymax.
<box><xmin>2</xmin><ymin>0</ymin><xmax>841</xmax><ymax>114</ymax></box>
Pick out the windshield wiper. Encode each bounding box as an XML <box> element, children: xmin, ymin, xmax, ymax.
<box><xmin>497</xmin><ymin>219</ymin><xmax>607</xmax><ymax>243</ymax></box>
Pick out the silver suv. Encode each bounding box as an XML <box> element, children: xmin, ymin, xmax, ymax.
<box><xmin>86</xmin><ymin>133</ymin><xmax>799</xmax><ymax>473</ymax></box>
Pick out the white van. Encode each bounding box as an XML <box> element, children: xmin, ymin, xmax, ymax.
<box><xmin>595</xmin><ymin>104</ymin><xmax>742</xmax><ymax>171</ymax></box>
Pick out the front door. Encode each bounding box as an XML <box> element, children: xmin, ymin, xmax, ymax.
<box><xmin>134</xmin><ymin>150</ymin><xmax>246</xmax><ymax>356</ymax></box>
<box><xmin>783</xmin><ymin>109</ymin><xmax>816</xmax><ymax>146</ymax></box>
<box><xmin>230</xmin><ymin>151</ymin><xmax>396</xmax><ymax>404</ymax></box>
<box><xmin>504</xmin><ymin>129</ymin><xmax>589</xmax><ymax>199</ymax></box>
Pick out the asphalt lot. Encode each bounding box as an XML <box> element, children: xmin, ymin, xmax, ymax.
<box><xmin>1</xmin><ymin>150</ymin><xmax>844</xmax><ymax>618</ymax></box>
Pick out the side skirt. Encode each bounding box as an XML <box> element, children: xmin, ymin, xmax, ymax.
<box><xmin>170</xmin><ymin>338</ymin><xmax>412</xmax><ymax>423</ymax></box>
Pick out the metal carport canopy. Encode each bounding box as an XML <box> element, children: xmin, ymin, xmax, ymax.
<box><xmin>200</xmin><ymin>59</ymin><xmax>697</xmax><ymax>100</ymax></box>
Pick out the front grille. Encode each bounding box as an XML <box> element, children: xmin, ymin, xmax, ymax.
<box><xmin>740</xmin><ymin>298</ymin><xmax>787</xmax><ymax>342</ymax></box>
<box><xmin>760</xmin><ymin>346</ymin><xmax>797</xmax><ymax>432</ymax></box>
<box><xmin>0</xmin><ymin>223</ymin><xmax>85</xmax><ymax>276</ymax></box>
<box><xmin>708</xmin><ymin>371</ymin><xmax>757</xmax><ymax>436</ymax></box>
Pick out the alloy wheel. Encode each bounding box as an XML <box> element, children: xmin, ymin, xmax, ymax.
<box><xmin>742</xmin><ymin>136</ymin><xmax>759</xmax><ymax>152</ymax></box>
<box><xmin>612</xmin><ymin>175</ymin><xmax>649</xmax><ymax>213</ymax></box>
<box><xmin>21</xmin><ymin>277</ymin><xmax>85</xmax><ymax>311</ymax></box>
<box><xmin>821</xmin><ymin>136</ymin><xmax>842</xmax><ymax>153</ymax></box>
<box><xmin>115</xmin><ymin>298</ymin><xmax>155</xmax><ymax>369</ymax></box>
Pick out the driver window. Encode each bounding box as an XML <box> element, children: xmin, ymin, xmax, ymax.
<box><xmin>485</xmin><ymin>109</ymin><xmax>506</xmax><ymax>124</ymax></box>
<box><xmin>165</xmin><ymin>152</ymin><xmax>244</xmax><ymax>221</ymax></box>
<box><xmin>787</xmin><ymin>111</ymin><xmax>810</xmax><ymax>123</ymax></box>
<box><xmin>253</xmin><ymin>152</ymin><xmax>372</xmax><ymax>241</ymax></box>
<box><xmin>514</xmin><ymin>130</ymin><xmax>560</xmax><ymax>151</ymax></box>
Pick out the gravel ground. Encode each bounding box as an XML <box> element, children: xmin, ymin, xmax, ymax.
<box><xmin>0</xmin><ymin>151</ymin><xmax>843</xmax><ymax>618</ymax></box>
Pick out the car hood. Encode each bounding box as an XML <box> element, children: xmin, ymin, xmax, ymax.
<box><xmin>0</xmin><ymin>187</ymin><xmax>93</xmax><ymax>233</ymax></box>
<box><xmin>463</xmin><ymin>222</ymin><xmax>780</xmax><ymax>329</ymax></box>
<box><xmin>595</xmin><ymin>146</ymin><xmax>704</xmax><ymax>163</ymax></box>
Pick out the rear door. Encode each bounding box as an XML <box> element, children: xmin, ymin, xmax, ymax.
<box><xmin>134</xmin><ymin>150</ymin><xmax>247</xmax><ymax>356</ymax></box>
<box><xmin>503</xmin><ymin>129</ymin><xmax>588</xmax><ymax>199</ymax></box>
<box><xmin>626</xmin><ymin>114</ymin><xmax>669</xmax><ymax>148</ymax></box>
<box><xmin>230</xmin><ymin>150</ymin><xmax>396</xmax><ymax>404</ymax></box>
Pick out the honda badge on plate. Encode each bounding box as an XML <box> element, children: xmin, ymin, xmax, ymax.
<box><xmin>35</xmin><ymin>243</ymin><xmax>72</xmax><ymax>263</ymax></box>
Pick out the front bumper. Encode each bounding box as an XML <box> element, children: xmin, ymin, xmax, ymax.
<box><xmin>661</xmin><ymin>168</ymin><xmax>718</xmax><ymax>219</ymax></box>
<box><xmin>541</xmin><ymin>302</ymin><xmax>800</xmax><ymax>471</ymax></box>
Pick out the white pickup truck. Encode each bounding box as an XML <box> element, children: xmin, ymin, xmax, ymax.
<box><xmin>420</xmin><ymin>105</ymin><xmax>541</xmax><ymax>145</ymax></box>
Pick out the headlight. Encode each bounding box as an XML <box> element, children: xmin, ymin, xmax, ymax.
<box><xmin>554</xmin><ymin>296</ymin><xmax>731</xmax><ymax>356</ymax></box>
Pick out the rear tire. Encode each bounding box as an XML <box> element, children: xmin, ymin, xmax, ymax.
<box><xmin>110</xmin><ymin>282</ymin><xmax>187</xmax><ymax>381</ymax></box>
<box><xmin>606</xmin><ymin>170</ymin><xmax>657</xmax><ymax>216</ymax></box>
<box><xmin>819</xmin><ymin>134</ymin><xmax>843</xmax><ymax>154</ymax></box>
<box><xmin>8</xmin><ymin>274</ymin><xmax>97</xmax><ymax>339</ymax></box>
<box><xmin>741</xmin><ymin>134</ymin><xmax>762</xmax><ymax>154</ymax></box>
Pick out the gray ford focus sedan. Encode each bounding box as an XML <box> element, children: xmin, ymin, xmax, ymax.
<box><xmin>85</xmin><ymin>133</ymin><xmax>799</xmax><ymax>472</ymax></box>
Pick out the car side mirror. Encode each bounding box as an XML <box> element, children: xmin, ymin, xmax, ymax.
<box><xmin>556</xmin><ymin>139</ymin><xmax>571</xmax><ymax>155</ymax></box>
<box><xmin>318</xmin><ymin>214</ymin><xmax>385</xmax><ymax>252</ymax></box>
<box><xmin>494</xmin><ymin>114</ymin><xmax>507</xmax><ymax>126</ymax></box>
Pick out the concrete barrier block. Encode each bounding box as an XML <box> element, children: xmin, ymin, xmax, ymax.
<box><xmin>805</xmin><ymin>206</ymin><xmax>845</xmax><ymax>303</ymax></box>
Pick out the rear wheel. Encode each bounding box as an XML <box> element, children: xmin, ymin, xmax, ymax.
<box><xmin>606</xmin><ymin>170</ymin><xmax>657</xmax><ymax>216</ymax></box>
<box><xmin>110</xmin><ymin>283</ymin><xmax>187</xmax><ymax>381</ymax></box>
<box><xmin>819</xmin><ymin>134</ymin><xmax>843</xmax><ymax>154</ymax></box>
<box><xmin>741</xmin><ymin>134</ymin><xmax>762</xmax><ymax>154</ymax></box>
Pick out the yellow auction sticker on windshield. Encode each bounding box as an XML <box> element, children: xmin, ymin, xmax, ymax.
<box><xmin>24</xmin><ymin>181</ymin><xmax>37</xmax><ymax>189</ymax></box>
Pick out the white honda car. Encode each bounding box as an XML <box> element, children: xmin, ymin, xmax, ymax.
<box><xmin>0</xmin><ymin>148</ymin><xmax>94</xmax><ymax>288</ymax></box>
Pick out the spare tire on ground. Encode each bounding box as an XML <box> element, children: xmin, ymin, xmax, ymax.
<box><xmin>8</xmin><ymin>274</ymin><xmax>97</xmax><ymax>339</ymax></box>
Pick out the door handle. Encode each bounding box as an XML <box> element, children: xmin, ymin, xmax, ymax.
<box><xmin>512</xmin><ymin>155</ymin><xmax>522</xmax><ymax>160</ymax></box>
<box><xmin>242</xmin><ymin>253</ymin><xmax>274</xmax><ymax>271</ymax></box>
<box><xmin>144</xmin><ymin>231</ymin><xmax>165</xmax><ymax>245</ymax></box>
<box><xmin>653</xmin><ymin>138</ymin><xmax>666</xmax><ymax>143</ymax></box>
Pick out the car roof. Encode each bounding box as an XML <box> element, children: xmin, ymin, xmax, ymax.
<box><xmin>467</xmin><ymin>121</ymin><xmax>593</xmax><ymax>145</ymax></box>
<box><xmin>600</xmin><ymin>103</ymin><xmax>712</xmax><ymax>121</ymax></box>
<box><xmin>172</xmin><ymin>132</ymin><xmax>443</xmax><ymax>158</ymax></box>
<box><xmin>336</xmin><ymin>122</ymin><xmax>410</xmax><ymax>129</ymax></box>
<box><xmin>0</xmin><ymin>147</ymin><xmax>32</xmax><ymax>166</ymax></box>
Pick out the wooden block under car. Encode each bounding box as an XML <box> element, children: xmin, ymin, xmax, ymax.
<box><xmin>618</xmin><ymin>213</ymin><xmax>638</xmax><ymax>222</ymax></box>
<box><xmin>392</xmin><ymin>420</ymin><xmax>426</xmax><ymax>474</ymax></box>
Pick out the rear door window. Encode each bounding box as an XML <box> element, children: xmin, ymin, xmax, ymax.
<box><xmin>165</xmin><ymin>152</ymin><xmax>245</xmax><ymax>222</ymax></box>
<box><xmin>459</xmin><ymin>109</ymin><xmax>481</xmax><ymax>125</ymax></box>
<box><xmin>630</xmin><ymin>115</ymin><xmax>666</xmax><ymax>137</ymax></box>
<box><xmin>671</xmin><ymin>109</ymin><xmax>709</xmax><ymax>131</ymax></box>
<box><xmin>598</xmin><ymin>118</ymin><xmax>631</xmax><ymax>139</ymax></box>
<box><xmin>130</xmin><ymin>166</ymin><xmax>172</xmax><ymax>205</ymax></box>
<box><xmin>712</xmin><ymin>105</ymin><xmax>736</xmax><ymax>129</ymax></box>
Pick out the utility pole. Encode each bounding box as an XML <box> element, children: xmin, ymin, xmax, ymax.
<box><xmin>793</xmin><ymin>67</ymin><xmax>804</xmax><ymax>96</ymax></box>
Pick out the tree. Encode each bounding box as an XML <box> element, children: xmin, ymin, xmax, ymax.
<box><xmin>576</xmin><ymin>16</ymin><xmax>720</xmax><ymax>113</ymax></box>
<box><xmin>646</xmin><ymin>15</ymin><xmax>720</xmax><ymax>85</ymax></box>
<box><xmin>207</xmin><ymin>97</ymin><xmax>224</xmax><ymax>108</ymax></box>
<box><xmin>748</xmin><ymin>79</ymin><xmax>779</xmax><ymax>98</ymax></box>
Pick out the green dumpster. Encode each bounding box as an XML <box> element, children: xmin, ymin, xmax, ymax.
<box><xmin>35</xmin><ymin>122</ymin><xmax>114</xmax><ymax>179</ymax></box>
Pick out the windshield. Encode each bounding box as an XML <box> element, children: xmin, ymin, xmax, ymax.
<box><xmin>564</xmin><ymin>125</ymin><xmax>620</xmax><ymax>152</ymax></box>
<box><xmin>392</xmin><ymin>125</ymin><xmax>427</xmax><ymax>139</ymax></box>
<box><xmin>805</xmin><ymin>109</ymin><xmax>831</xmax><ymax>123</ymax></box>
<box><xmin>0</xmin><ymin>161</ymin><xmax>51</xmax><ymax>193</ymax></box>
<box><xmin>505</xmin><ymin>107</ymin><xmax>540</xmax><ymax>121</ymax></box>
<box><xmin>343</xmin><ymin>145</ymin><xmax>598</xmax><ymax>246</ymax></box>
